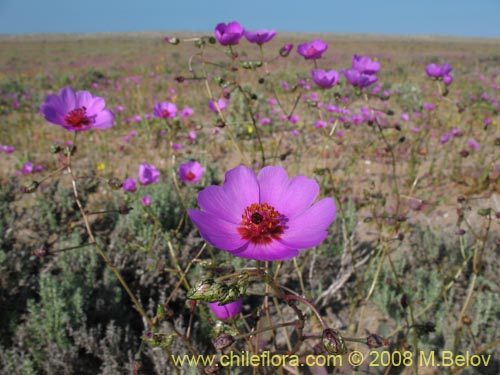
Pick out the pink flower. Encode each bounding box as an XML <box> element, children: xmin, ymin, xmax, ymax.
<box><xmin>244</xmin><ymin>29</ymin><xmax>277</xmax><ymax>45</ymax></box>
<box><xmin>153</xmin><ymin>101</ymin><xmax>177</xmax><ymax>119</ymax></box>
<box><xmin>138</xmin><ymin>163</ymin><xmax>160</xmax><ymax>185</ymax></box>
<box><xmin>208</xmin><ymin>99</ymin><xmax>227</xmax><ymax>113</ymax></box>
<box><xmin>41</xmin><ymin>87</ymin><xmax>114</xmax><ymax>132</ymax></box>
<box><xmin>141</xmin><ymin>196</ymin><xmax>152</xmax><ymax>206</ymax></box>
<box><xmin>179</xmin><ymin>161</ymin><xmax>204</xmax><ymax>184</ymax></box>
<box><xmin>188</xmin><ymin>131</ymin><xmax>197</xmax><ymax>142</ymax></box>
<box><xmin>1</xmin><ymin>145</ymin><xmax>15</xmax><ymax>153</ymax></box>
<box><xmin>180</xmin><ymin>107</ymin><xmax>194</xmax><ymax>118</ymax></box>
<box><xmin>279</xmin><ymin>43</ymin><xmax>293</xmax><ymax>57</ymax></box>
<box><xmin>311</xmin><ymin>69</ymin><xmax>340</xmax><ymax>89</ymax></box>
<box><xmin>188</xmin><ymin>166</ymin><xmax>336</xmax><ymax>261</ymax></box>
<box><xmin>297</xmin><ymin>39</ymin><xmax>328</xmax><ymax>60</ymax></box>
<box><xmin>214</xmin><ymin>21</ymin><xmax>244</xmax><ymax>46</ymax></box>
<box><xmin>122</xmin><ymin>178</ymin><xmax>137</xmax><ymax>193</ymax></box>
<box><xmin>208</xmin><ymin>298</ymin><xmax>242</xmax><ymax>320</ymax></box>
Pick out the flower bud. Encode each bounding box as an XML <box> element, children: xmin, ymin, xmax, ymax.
<box><xmin>279</xmin><ymin>43</ymin><xmax>293</xmax><ymax>57</ymax></box>
<box><xmin>108</xmin><ymin>177</ymin><xmax>123</xmax><ymax>190</ymax></box>
<box><xmin>366</xmin><ymin>333</ymin><xmax>389</xmax><ymax>348</ymax></box>
<box><xmin>21</xmin><ymin>180</ymin><xmax>39</xmax><ymax>194</ymax></box>
<box><xmin>187</xmin><ymin>279</ymin><xmax>216</xmax><ymax>300</ymax></box>
<box><xmin>477</xmin><ymin>208</ymin><xmax>491</xmax><ymax>217</ymax></box>
<box><xmin>165</xmin><ymin>36</ymin><xmax>180</xmax><ymax>45</ymax></box>
<box><xmin>51</xmin><ymin>144</ymin><xmax>62</xmax><ymax>154</ymax></box>
<box><xmin>322</xmin><ymin>328</ymin><xmax>347</xmax><ymax>355</ymax></box>
<box><xmin>213</xmin><ymin>333</ymin><xmax>234</xmax><ymax>351</ymax></box>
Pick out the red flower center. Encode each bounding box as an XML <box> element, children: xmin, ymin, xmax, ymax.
<box><xmin>65</xmin><ymin>107</ymin><xmax>91</xmax><ymax>128</ymax></box>
<box><xmin>305</xmin><ymin>46</ymin><xmax>318</xmax><ymax>57</ymax></box>
<box><xmin>160</xmin><ymin>109</ymin><xmax>170</xmax><ymax>118</ymax></box>
<box><xmin>237</xmin><ymin>203</ymin><xmax>285</xmax><ymax>245</ymax></box>
<box><xmin>185</xmin><ymin>171</ymin><xmax>196</xmax><ymax>181</ymax></box>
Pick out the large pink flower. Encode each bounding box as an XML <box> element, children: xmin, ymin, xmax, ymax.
<box><xmin>297</xmin><ymin>39</ymin><xmax>328</xmax><ymax>60</ymax></box>
<box><xmin>188</xmin><ymin>165</ymin><xmax>336</xmax><ymax>261</ymax></box>
<box><xmin>214</xmin><ymin>21</ymin><xmax>244</xmax><ymax>46</ymax></box>
<box><xmin>41</xmin><ymin>87</ymin><xmax>114</xmax><ymax>132</ymax></box>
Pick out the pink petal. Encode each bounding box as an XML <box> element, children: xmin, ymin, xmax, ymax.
<box><xmin>279</xmin><ymin>197</ymin><xmax>336</xmax><ymax>248</ymax></box>
<box><xmin>232</xmin><ymin>241</ymin><xmax>298</xmax><ymax>261</ymax></box>
<box><xmin>198</xmin><ymin>186</ymin><xmax>242</xmax><ymax>223</ymax></box>
<box><xmin>222</xmin><ymin>165</ymin><xmax>259</xmax><ymax>210</ymax></box>
<box><xmin>188</xmin><ymin>210</ymin><xmax>247</xmax><ymax>251</ymax></box>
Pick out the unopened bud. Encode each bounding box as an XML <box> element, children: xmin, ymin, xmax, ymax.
<box><xmin>400</xmin><ymin>293</ymin><xmax>408</xmax><ymax>309</ymax></box>
<box><xmin>118</xmin><ymin>205</ymin><xmax>131</xmax><ymax>215</ymax></box>
<box><xmin>213</xmin><ymin>333</ymin><xmax>234</xmax><ymax>351</ymax></box>
<box><xmin>239</xmin><ymin>61</ymin><xmax>262</xmax><ymax>70</ymax></box>
<box><xmin>51</xmin><ymin>144</ymin><xmax>62</xmax><ymax>154</ymax></box>
<box><xmin>495</xmin><ymin>138</ymin><xmax>500</xmax><ymax>147</ymax></box>
<box><xmin>165</xmin><ymin>37</ymin><xmax>180</xmax><ymax>45</ymax></box>
<box><xmin>108</xmin><ymin>177</ymin><xmax>122</xmax><ymax>190</ymax></box>
<box><xmin>322</xmin><ymin>328</ymin><xmax>347</xmax><ymax>355</ymax></box>
<box><xmin>175</xmin><ymin>76</ymin><xmax>185</xmax><ymax>83</ymax></box>
<box><xmin>460</xmin><ymin>150</ymin><xmax>469</xmax><ymax>157</ymax></box>
<box><xmin>31</xmin><ymin>248</ymin><xmax>48</xmax><ymax>258</ymax></box>
<box><xmin>187</xmin><ymin>279</ymin><xmax>215</xmax><ymax>300</ymax></box>
<box><xmin>477</xmin><ymin>208</ymin><xmax>491</xmax><ymax>217</ymax></box>
<box><xmin>366</xmin><ymin>333</ymin><xmax>389</xmax><ymax>348</ymax></box>
<box><xmin>279</xmin><ymin>43</ymin><xmax>293</xmax><ymax>57</ymax></box>
<box><xmin>21</xmin><ymin>180</ymin><xmax>39</xmax><ymax>194</ymax></box>
<box><xmin>156</xmin><ymin>303</ymin><xmax>174</xmax><ymax>321</ymax></box>
<box><xmin>462</xmin><ymin>315</ymin><xmax>472</xmax><ymax>325</ymax></box>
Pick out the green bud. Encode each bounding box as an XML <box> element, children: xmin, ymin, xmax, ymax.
<box><xmin>239</xmin><ymin>61</ymin><xmax>263</xmax><ymax>70</ymax></box>
<box><xmin>477</xmin><ymin>208</ymin><xmax>491</xmax><ymax>217</ymax></box>
<box><xmin>217</xmin><ymin>285</ymin><xmax>240</xmax><ymax>305</ymax></box>
<box><xmin>51</xmin><ymin>144</ymin><xmax>62</xmax><ymax>154</ymax></box>
<box><xmin>21</xmin><ymin>180</ymin><xmax>39</xmax><ymax>194</ymax></box>
<box><xmin>187</xmin><ymin>279</ymin><xmax>215</xmax><ymax>300</ymax></box>
<box><xmin>194</xmin><ymin>39</ymin><xmax>204</xmax><ymax>48</ymax></box>
<box><xmin>322</xmin><ymin>328</ymin><xmax>347</xmax><ymax>355</ymax></box>
<box><xmin>108</xmin><ymin>177</ymin><xmax>122</xmax><ymax>190</ymax></box>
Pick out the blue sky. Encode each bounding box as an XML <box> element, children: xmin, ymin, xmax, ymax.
<box><xmin>0</xmin><ymin>0</ymin><xmax>499</xmax><ymax>37</ymax></box>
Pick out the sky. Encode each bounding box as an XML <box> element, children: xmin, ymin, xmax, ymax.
<box><xmin>0</xmin><ymin>0</ymin><xmax>499</xmax><ymax>38</ymax></box>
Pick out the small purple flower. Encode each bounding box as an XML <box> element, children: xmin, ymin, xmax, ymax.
<box><xmin>20</xmin><ymin>162</ymin><xmax>34</xmax><ymax>175</ymax></box>
<box><xmin>244</xmin><ymin>29</ymin><xmax>277</xmax><ymax>45</ymax></box>
<box><xmin>208</xmin><ymin>298</ymin><xmax>242</xmax><ymax>320</ymax></box>
<box><xmin>214</xmin><ymin>21</ymin><xmax>244</xmax><ymax>46</ymax></box>
<box><xmin>352</xmin><ymin>54</ymin><xmax>380</xmax><ymax>74</ymax></box>
<box><xmin>122</xmin><ymin>178</ymin><xmax>137</xmax><ymax>193</ymax></box>
<box><xmin>114</xmin><ymin>105</ymin><xmax>125</xmax><ymax>112</ymax></box>
<box><xmin>141</xmin><ymin>196</ymin><xmax>152</xmax><ymax>206</ymax></box>
<box><xmin>153</xmin><ymin>101</ymin><xmax>177</xmax><ymax>119</ymax></box>
<box><xmin>208</xmin><ymin>99</ymin><xmax>227</xmax><ymax>113</ymax></box>
<box><xmin>260</xmin><ymin>117</ymin><xmax>271</xmax><ymax>125</ymax></box>
<box><xmin>297</xmin><ymin>39</ymin><xmax>328</xmax><ymax>60</ymax></box>
<box><xmin>342</xmin><ymin>69</ymin><xmax>378</xmax><ymax>88</ymax></box>
<box><xmin>467</xmin><ymin>139</ymin><xmax>480</xmax><ymax>150</ymax></box>
<box><xmin>187</xmin><ymin>165</ymin><xmax>336</xmax><ymax>261</ymax></box>
<box><xmin>34</xmin><ymin>165</ymin><xmax>44</xmax><ymax>173</ymax></box>
<box><xmin>41</xmin><ymin>87</ymin><xmax>114</xmax><ymax>132</ymax></box>
<box><xmin>267</xmin><ymin>98</ymin><xmax>277</xmax><ymax>106</ymax></box>
<box><xmin>440</xmin><ymin>133</ymin><xmax>451</xmax><ymax>145</ymax></box>
<box><xmin>314</xmin><ymin>120</ymin><xmax>328</xmax><ymax>129</ymax></box>
<box><xmin>425</xmin><ymin>63</ymin><xmax>453</xmax><ymax>79</ymax></box>
<box><xmin>172</xmin><ymin>143</ymin><xmax>183</xmax><ymax>150</ymax></box>
<box><xmin>311</xmin><ymin>69</ymin><xmax>340</xmax><ymax>89</ymax></box>
<box><xmin>451</xmin><ymin>128</ymin><xmax>461</xmax><ymax>136</ymax></box>
<box><xmin>138</xmin><ymin>163</ymin><xmax>160</xmax><ymax>185</ymax></box>
<box><xmin>443</xmin><ymin>74</ymin><xmax>453</xmax><ymax>85</ymax></box>
<box><xmin>288</xmin><ymin>115</ymin><xmax>300</xmax><ymax>124</ymax></box>
<box><xmin>1</xmin><ymin>145</ymin><xmax>15</xmax><ymax>153</ymax></box>
<box><xmin>400</xmin><ymin>113</ymin><xmax>410</xmax><ymax>121</ymax></box>
<box><xmin>279</xmin><ymin>43</ymin><xmax>293</xmax><ymax>57</ymax></box>
<box><xmin>179</xmin><ymin>161</ymin><xmax>204</xmax><ymax>184</ymax></box>
<box><xmin>423</xmin><ymin>103</ymin><xmax>435</xmax><ymax>111</ymax></box>
<box><xmin>188</xmin><ymin>131</ymin><xmax>197</xmax><ymax>142</ymax></box>
<box><xmin>180</xmin><ymin>107</ymin><xmax>194</xmax><ymax>118</ymax></box>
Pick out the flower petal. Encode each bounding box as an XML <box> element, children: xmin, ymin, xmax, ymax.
<box><xmin>222</xmin><ymin>165</ymin><xmax>259</xmax><ymax>210</ymax></box>
<box><xmin>93</xmin><ymin>109</ymin><xmax>114</xmax><ymax>129</ymax></box>
<box><xmin>198</xmin><ymin>185</ymin><xmax>242</xmax><ymax>223</ymax></box>
<box><xmin>231</xmin><ymin>241</ymin><xmax>298</xmax><ymax>261</ymax></box>
<box><xmin>279</xmin><ymin>197</ymin><xmax>336</xmax><ymax>248</ymax></box>
<box><xmin>188</xmin><ymin>210</ymin><xmax>247</xmax><ymax>250</ymax></box>
<box><xmin>258</xmin><ymin>167</ymin><xmax>319</xmax><ymax>218</ymax></box>
<box><xmin>59</xmin><ymin>87</ymin><xmax>76</xmax><ymax>110</ymax></box>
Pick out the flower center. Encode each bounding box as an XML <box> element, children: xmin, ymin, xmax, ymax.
<box><xmin>160</xmin><ymin>109</ymin><xmax>170</xmax><ymax>118</ymax></box>
<box><xmin>65</xmin><ymin>106</ymin><xmax>92</xmax><ymax>128</ymax></box>
<box><xmin>237</xmin><ymin>203</ymin><xmax>285</xmax><ymax>245</ymax></box>
<box><xmin>305</xmin><ymin>46</ymin><xmax>318</xmax><ymax>57</ymax></box>
<box><xmin>185</xmin><ymin>171</ymin><xmax>196</xmax><ymax>181</ymax></box>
